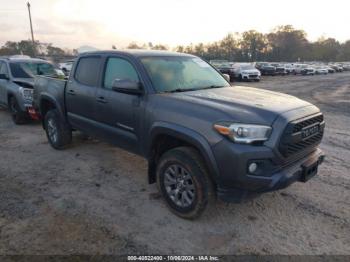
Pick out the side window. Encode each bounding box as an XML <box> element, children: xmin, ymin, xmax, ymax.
<box><xmin>75</xmin><ymin>57</ymin><xmax>101</xmax><ymax>86</ymax></box>
<box><xmin>0</xmin><ymin>62</ymin><xmax>8</xmax><ymax>75</ymax></box>
<box><xmin>103</xmin><ymin>57</ymin><xmax>139</xmax><ymax>90</ymax></box>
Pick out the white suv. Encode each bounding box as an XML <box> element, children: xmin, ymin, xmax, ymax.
<box><xmin>232</xmin><ymin>63</ymin><xmax>261</xmax><ymax>81</ymax></box>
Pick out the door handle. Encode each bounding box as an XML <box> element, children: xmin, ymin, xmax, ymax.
<box><xmin>96</xmin><ymin>96</ymin><xmax>108</xmax><ymax>103</ymax></box>
<box><xmin>67</xmin><ymin>89</ymin><xmax>76</xmax><ymax>95</ymax></box>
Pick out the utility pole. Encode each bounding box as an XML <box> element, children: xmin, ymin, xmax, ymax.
<box><xmin>27</xmin><ymin>1</ymin><xmax>36</xmax><ymax>56</ymax></box>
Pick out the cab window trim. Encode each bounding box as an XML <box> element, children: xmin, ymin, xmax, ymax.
<box><xmin>74</xmin><ymin>55</ymin><xmax>102</xmax><ymax>87</ymax></box>
<box><xmin>101</xmin><ymin>56</ymin><xmax>142</xmax><ymax>90</ymax></box>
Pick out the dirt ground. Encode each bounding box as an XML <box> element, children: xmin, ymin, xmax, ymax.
<box><xmin>0</xmin><ymin>72</ymin><xmax>349</xmax><ymax>255</ymax></box>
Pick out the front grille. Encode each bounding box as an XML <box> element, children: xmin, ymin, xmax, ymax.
<box><xmin>293</xmin><ymin>114</ymin><xmax>324</xmax><ymax>133</ymax></box>
<box><xmin>279</xmin><ymin>114</ymin><xmax>325</xmax><ymax>157</ymax></box>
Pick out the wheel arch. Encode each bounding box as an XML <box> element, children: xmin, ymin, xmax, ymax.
<box><xmin>146</xmin><ymin>122</ymin><xmax>220</xmax><ymax>185</ymax></box>
<box><xmin>39</xmin><ymin>94</ymin><xmax>65</xmax><ymax>129</ymax></box>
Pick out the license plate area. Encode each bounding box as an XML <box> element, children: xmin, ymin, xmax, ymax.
<box><xmin>300</xmin><ymin>161</ymin><xmax>318</xmax><ymax>182</ymax></box>
<box><xmin>301</xmin><ymin>124</ymin><xmax>320</xmax><ymax>140</ymax></box>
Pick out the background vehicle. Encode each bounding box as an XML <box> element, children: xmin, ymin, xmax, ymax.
<box><xmin>271</xmin><ymin>63</ymin><xmax>287</xmax><ymax>75</ymax></box>
<box><xmin>294</xmin><ymin>64</ymin><xmax>315</xmax><ymax>75</ymax></box>
<box><xmin>284</xmin><ymin>64</ymin><xmax>295</xmax><ymax>74</ymax></box>
<box><xmin>59</xmin><ymin>60</ymin><xmax>75</xmax><ymax>75</ymax></box>
<box><xmin>329</xmin><ymin>64</ymin><xmax>343</xmax><ymax>72</ymax></box>
<box><xmin>210</xmin><ymin>60</ymin><xmax>235</xmax><ymax>81</ymax></box>
<box><xmin>341</xmin><ymin>63</ymin><xmax>350</xmax><ymax>71</ymax></box>
<box><xmin>314</xmin><ymin>66</ymin><xmax>328</xmax><ymax>75</ymax></box>
<box><xmin>255</xmin><ymin>62</ymin><xmax>276</xmax><ymax>75</ymax></box>
<box><xmin>301</xmin><ymin>67</ymin><xmax>316</xmax><ymax>75</ymax></box>
<box><xmin>325</xmin><ymin>66</ymin><xmax>335</xmax><ymax>73</ymax></box>
<box><xmin>232</xmin><ymin>63</ymin><xmax>261</xmax><ymax>81</ymax></box>
<box><xmin>0</xmin><ymin>56</ymin><xmax>57</xmax><ymax>124</ymax></box>
<box><xmin>34</xmin><ymin>50</ymin><xmax>325</xmax><ymax>219</ymax></box>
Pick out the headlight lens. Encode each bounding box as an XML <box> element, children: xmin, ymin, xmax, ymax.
<box><xmin>19</xmin><ymin>87</ymin><xmax>33</xmax><ymax>101</ymax></box>
<box><xmin>214</xmin><ymin>123</ymin><xmax>272</xmax><ymax>144</ymax></box>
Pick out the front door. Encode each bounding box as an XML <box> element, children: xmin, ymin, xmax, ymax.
<box><xmin>95</xmin><ymin>56</ymin><xmax>143</xmax><ymax>154</ymax></box>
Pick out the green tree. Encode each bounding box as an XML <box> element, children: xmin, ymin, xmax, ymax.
<box><xmin>127</xmin><ymin>42</ymin><xmax>143</xmax><ymax>49</ymax></box>
<box><xmin>312</xmin><ymin>37</ymin><xmax>341</xmax><ymax>61</ymax></box>
<box><xmin>338</xmin><ymin>40</ymin><xmax>350</xmax><ymax>61</ymax></box>
<box><xmin>219</xmin><ymin>33</ymin><xmax>238</xmax><ymax>61</ymax></box>
<box><xmin>266</xmin><ymin>25</ymin><xmax>309</xmax><ymax>61</ymax></box>
<box><xmin>175</xmin><ymin>45</ymin><xmax>185</xmax><ymax>53</ymax></box>
<box><xmin>240</xmin><ymin>30</ymin><xmax>267</xmax><ymax>61</ymax></box>
<box><xmin>47</xmin><ymin>44</ymin><xmax>66</xmax><ymax>56</ymax></box>
<box><xmin>0</xmin><ymin>40</ymin><xmax>39</xmax><ymax>57</ymax></box>
<box><xmin>151</xmin><ymin>44</ymin><xmax>168</xmax><ymax>50</ymax></box>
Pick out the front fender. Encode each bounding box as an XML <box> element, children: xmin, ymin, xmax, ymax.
<box><xmin>147</xmin><ymin>122</ymin><xmax>220</xmax><ymax>181</ymax></box>
<box><xmin>39</xmin><ymin>93</ymin><xmax>66</xmax><ymax>127</ymax></box>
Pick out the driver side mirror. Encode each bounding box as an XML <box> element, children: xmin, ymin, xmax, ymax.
<box><xmin>222</xmin><ymin>74</ymin><xmax>230</xmax><ymax>82</ymax></box>
<box><xmin>112</xmin><ymin>79</ymin><xmax>143</xmax><ymax>95</ymax></box>
<box><xmin>0</xmin><ymin>74</ymin><xmax>9</xmax><ymax>80</ymax></box>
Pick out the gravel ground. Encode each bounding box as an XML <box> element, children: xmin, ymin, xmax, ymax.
<box><xmin>0</xmin><ymin>72</ymin><xmax>349</xmax><ymax>255</ymax></box>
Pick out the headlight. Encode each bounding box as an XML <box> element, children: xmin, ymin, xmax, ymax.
<box><xmin>19</xmin><ymin>87</ymin><xmax>33</xmax><ymax>101</ymax></box>
<box><xmin>214</xmin><ymin>123</ymin><xmax>272</xmax><ymax>144</ymax></box>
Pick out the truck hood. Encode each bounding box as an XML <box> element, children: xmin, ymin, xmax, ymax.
<box><xmin>166</xmin><ymin>86</ymin><xmax>313</xmax><ymax>124</ymax></box>
<box><xmin>13</xmin><ymin>78</ymin><xmax>34</xmax><ymax>88</ymax></box>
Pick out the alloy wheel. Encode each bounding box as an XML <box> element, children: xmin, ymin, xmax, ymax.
<box><xmin>47</xmin><ymin>118</ymin><xmax>58</xmax><ymax>144</ymax></box>
<box><xmin>163</xmin><ymin>164</ymin><xmax>196</xmax><ymax>208</ymax></box>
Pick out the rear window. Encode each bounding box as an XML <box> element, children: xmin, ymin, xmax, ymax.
<box><xmin>74</xmin><ymin>56</ymin><xmax>101</xmax><ymax>86</ymax></box>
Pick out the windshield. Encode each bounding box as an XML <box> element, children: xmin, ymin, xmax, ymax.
<box><xmin>10</xmin><ymin>62</ymin><xmax>56</xmax><ymax>78</ymax></box>
<box><xmin>141</xmin><ymin>56</ymin><xmax>230</xmax><ymax>93</ymax></box>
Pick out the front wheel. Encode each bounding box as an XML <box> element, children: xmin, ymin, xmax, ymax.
<box><xmin>9</xmin><ymin>97</ymin><xmax>27</xmax><ymax>125</ymax></box>
<box><xmin>157</xmin><ymin>147</ymin><xmax>214</xmax><ymax>219</ymax></box>
<box><xmin>44</xmin><ymin>109</ymin><xmax>72</xmax><ymax>149</ymax></box>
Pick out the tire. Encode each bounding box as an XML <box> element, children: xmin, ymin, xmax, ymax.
<box><xmin>238</xmin><ymin>74</ymin><xmax>243</xmax><ymax>81</ymax></box>
<box><xmin>156</xmin><ymin>147</ymin><xmax>214</xmax><ymax>219</ymax></box>
<box><xmin>254</xmin><ymin>79</ymin><xmax>260</xmax><ymax>82</ymax></box>
<box><xmin>44</xmin><ymin>109</ymin><xmax>72</xmax><ymax>149</ymax></box>
<box><xmin>9</xmin><ymin>96</ymin><xmax>27</xmax><ymax>125</ymax></box>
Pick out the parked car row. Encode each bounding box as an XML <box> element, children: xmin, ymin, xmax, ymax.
<box><xmin>0</xmin><ymin>51</ymin><xmax>327</xmax><ymax>220</ymax></box>
<box><xmin>0</xmin><ymin>55</ymin><xmax>64</xmax><ymax>123</ymax></box>
<box><xmin>210</xmin><ymin>60</ymin><xmax>350</xmax><ymax>81</ymax></box>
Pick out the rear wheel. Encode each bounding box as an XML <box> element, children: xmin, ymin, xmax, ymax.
<box><xmin>9</xmin><ymin>97</ymin><xmax>27</xmax><ymax>125</ymax></box>
<box><xmin>44</xmin><ymin>109</ymin><xmax>72</xmax><ymax>149</ymax></box>
<box><xmin>156</xmin><ymin>147</ymin><xmax>214</xmax><ymax>219</ymax></box>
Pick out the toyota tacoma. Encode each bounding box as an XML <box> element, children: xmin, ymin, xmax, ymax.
<box><xmin>33</xmin><ymin>50</ymin><xmax>325</xmax><ymax>219</ymax></box>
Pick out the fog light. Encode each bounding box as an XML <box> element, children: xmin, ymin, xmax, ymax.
<box><xmin>248</xmin><ymin>163</ymin><xmax>258</xmax><ymax>173</ymax></box>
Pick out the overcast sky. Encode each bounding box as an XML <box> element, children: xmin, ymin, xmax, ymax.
<box><xmin>0</xmin><ymin>0</ymin><xmax>349</xmax><ymax>49</ymax></box>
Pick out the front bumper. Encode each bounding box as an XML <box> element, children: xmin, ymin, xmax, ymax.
<box><xmin>217</xmin><ymin>148</ymin><xmax>325</xmax><ymax>203</ymax></box>
<box><xmin>22</xmin><ymin>101</ymin><xmax>40</xmax><ymax>120</ymax></box>
<box><xmin>242</xmin><ymin>73</ymin><xmax>261</xmax><ymax>80</ymax></box>
<box><xmin>27</xmin><ymin>106</ymin><xmax>40</xmax><ymax>120</ymax></box>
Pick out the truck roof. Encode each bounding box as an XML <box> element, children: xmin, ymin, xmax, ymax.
<box><xmin>79</xmin><ymin>49</ymin><xmax>195</xmax><ymax>58</ymax></box>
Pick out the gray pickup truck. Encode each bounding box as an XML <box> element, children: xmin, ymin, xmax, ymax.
<box><xmin>0</xmin><ymin>56</ymin><xmax>57</xmax><ymax>123</ymax></box>
<box><xmin>33</xmin><ymin>50</ymin><xmax>325</xmax><ymax>219</ymax></box>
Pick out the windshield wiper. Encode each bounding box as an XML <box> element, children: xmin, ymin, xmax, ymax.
<box><xmin>201</xmin><ymin>85</ymin><xmax>225</xmax><ymax>89</ymax></box>
<box><xmin>166</xmin><ymin>88</ymin><xmax>198</xmax><ymax>93</ymax></box>
<box><xmin>163</xmin><ymin>85</ymin><xmax>226</xmax><ymax>93</ymax></box>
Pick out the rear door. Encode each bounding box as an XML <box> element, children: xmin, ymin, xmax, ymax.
<box><xmin>0</xmin><ymin>61</ymin><xmax>10</xmax><ymax>105</ymax></box>
<box><xmin>66</xmin><ymin>56</ymin><xmax>102</xmax><ymax>132</ymax></box>
<box><xmin>94</xmin><ymin>56</ymin><xmax>143</xmax><ymax>154</ymax></box>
